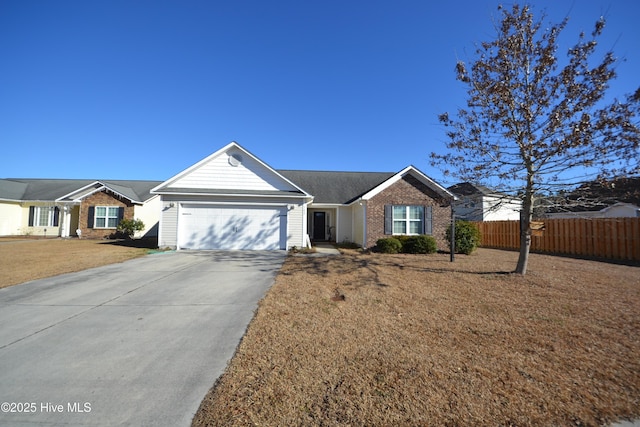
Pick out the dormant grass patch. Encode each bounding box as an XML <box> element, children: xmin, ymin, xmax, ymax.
<box><xmin>193</xmin><ymin>249</ymin><xmax>640</xmax><ymax>426</ymax></box>
<box><xmin>0</xmin><ymin>238</ymin><xmax>148</xmax><ymax>288</ymax></box>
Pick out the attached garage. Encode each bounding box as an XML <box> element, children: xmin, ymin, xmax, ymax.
<box><xmin>178</xmin><ymin>204</ymin><xmax>287</xmax><ymax>250</ymax></box>
<box><xmin>151</xmin><ymin>142</ymin><xmax>312</xmax><ymax>251</ymax></box>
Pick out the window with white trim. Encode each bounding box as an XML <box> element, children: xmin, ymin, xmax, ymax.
<box><xmin>393</xmin><ymin>205</ymin><xmax>424</xmax><ymax>235</ymax></box>
<box><xmin>28</xmin><ymin>206</ymin><xmax>59</xmax><ymax>227</ymax></box>
<box><xmin>95</xmin><ymin>206</ymin><xmax>120</xmax><ymax>228</ymax></box>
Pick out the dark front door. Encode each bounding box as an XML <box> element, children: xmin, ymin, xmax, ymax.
<box><xmin>313</xmin><ymin>212</ymin><xmax>326</xmax><ymax>240</ymax></box>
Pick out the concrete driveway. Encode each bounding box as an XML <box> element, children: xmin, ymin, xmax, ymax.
<box><xmin>0</xmin><ymin>250</ymin><xmax>285</xmax><ymax>426</ymax></box>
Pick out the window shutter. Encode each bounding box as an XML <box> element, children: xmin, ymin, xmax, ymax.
<box><xmin>53</xmin><ymin>207</ymin><xmax>60</xmax><ymax>226</ymax></box>
<box><xmin>424</xmin><ymin>206</ymin><xmax>432</xmax><ymax>235</ymax></box>
<box><xmin>384</xmin><ymin>205</ymin><xmax>393</xmax><ymax>235</ymax></box>
<box><xmin>118</xmin><ymin>207</ymin><xmax>125</xmax><ymax>224</ymax></box>
<box><xmin>88</xmin><ymin>206</ymin><xmax>95</xmax><ymax>228</ymax></box>
<box><xmin>28</xmin><ymin>206</ymin><xmax>35</xmax><ymax>226</ymax></box>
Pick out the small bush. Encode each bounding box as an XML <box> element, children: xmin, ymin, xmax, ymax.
<box><xmin>402</xmin><ymin>235</ymin><xmax>438</xmax><ymax>254</ymax></box>
<box><xmin>376</xmin><ymin>237</ymin><xmax>402</xmax><ymax>254</ymax></box>
<box><xmin>117</xmin><ymin>218</ymin><xmax>145</xmax><ymax>239</ymax></box>
<box><xmin>337</xmin><ymin>240</ymin><xmax>361</xmax><ymax>250</ymax></box>
<box><xmin>446</xmin><ymin>220</ymin><xmax>481</xmax><ymax>255</ymax></box>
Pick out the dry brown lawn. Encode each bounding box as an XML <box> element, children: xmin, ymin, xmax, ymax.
<box><xmin>0</xmin><ymin>238</ymin><xmax>150</xmax><ymax>288</ymax></box>
<box><xmin>193</xmin><ymin>248</ymin><xmax>640</xmax><ymax>427</ymax></box>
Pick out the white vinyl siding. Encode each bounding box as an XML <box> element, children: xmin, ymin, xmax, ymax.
<box><xmin>0</xmin><ymin>202</ymin><xmax>22</xmax><ymax>236</ymax></box>
<box><xmin>132</xmin><ymin>195</ymin><xmax>161</xmax><ymax>238</ymax></box>
<box><xmin>286</xmin><ymin>203</ymin><xmax>305</xmax><ymax>248</ymax></box>
<box><xmin>337</xmin><ymin>206</ymin><xmax>353</xmax><ymax>244</ymax></box>
<box><xmin>159</xmin><ymin>197</ymin><xmax>179</xmax><ymax>248</ymax></box>
<box><xmin>168</xmin><ymin>150</ymin><xmax>298</xmax><ymax>192</ymax></box>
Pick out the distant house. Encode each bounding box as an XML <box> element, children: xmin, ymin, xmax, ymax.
<box><xmin>545</xmin><ymin>177</ymin><xmax>640</xmax><ymax>219</ymax></box>
<box><xmin>448</xmin><ymin>182</ymin><xmax>521</xmax><ymax>221</ymax></box>
<box><xmin>547</xmin><ymin>202</ymin><xmax>640</xmax><ymax>218</ymax></box>
<box><xmin>0</xmin><ymin>179</ymin><xmax>161</xmax><ymax>238</ymax></box>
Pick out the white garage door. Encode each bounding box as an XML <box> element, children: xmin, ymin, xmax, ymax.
<box><xmin>178</xmin><ymin>204</ymin><xmax>286</xmax><ymax>250</ymax></box>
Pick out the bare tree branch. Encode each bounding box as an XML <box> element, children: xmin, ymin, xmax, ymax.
<box><xmin>431</xmin><ymin>4</ymin><xmax>640</xmax><ymax>275</ymax></box>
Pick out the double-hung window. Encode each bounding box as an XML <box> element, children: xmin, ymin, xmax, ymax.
<box><xmin>95</xmin><ymin>206</ymin><xmax>120</xmax><ymax>228</ymax></box>
<box><xmin>385</xmin><ymin>204</ymin><xmax>432</xmax><ymax>236</ymax></box>
<box><xmin>392</xmin><ymin>205</ymin><xmax>424</xmax><ymax>235</ymax></box>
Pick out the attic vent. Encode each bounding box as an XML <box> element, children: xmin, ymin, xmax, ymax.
<box><xmin>228</xmin><ymin>153</ymin><xmax>243</xmax><ymax>167</ymax></box>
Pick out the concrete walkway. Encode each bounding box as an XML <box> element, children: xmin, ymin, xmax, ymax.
<box><xmin>0</xmin><ymin>250</ymin><xmax>285</xmax><ymax>426</ymax></box>
<box><xmin>311</xmin><ymin>243</ymin><xmax>341</xmax><ymax>256</ymax></box>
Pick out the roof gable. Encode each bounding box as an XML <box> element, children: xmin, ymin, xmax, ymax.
<box><xmin>152</xmin><ymin>142</ymin><xmax>308</xmax><ymax>196</ymax></box>
<box><xmin>0</xmin><ymin>179</ymin><xmax>160</xmax><ymax>203</ymax></box>
<box><xmin>361</xmin><ymin>166</ymin><xmax>456</xmax><ymax>201</ymax></box>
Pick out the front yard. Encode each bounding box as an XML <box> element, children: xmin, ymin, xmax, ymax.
<box><xmin>0</xmin><ymin>238</ymin><xmax>150</xmax><ymax>288</ymax></box>
<box><xmin>193</xmin><ymin>248</ymin><xmax>640</xmax><ymax>426</ymax></box>
<box><xmin>2</xmin><ymin>239</ymin><xmax>638</xmax><ymax>425</ymax></box>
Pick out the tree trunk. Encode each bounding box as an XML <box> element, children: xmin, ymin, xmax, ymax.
<box><xmin>515</xmin><ymin>185</ymin><xmax>534</xmax><ymax>275</ymax></box>
<box><xmin>515</xmin><ymin>211</ymin><xmax>531</xmax><ymax>274</ymax></box>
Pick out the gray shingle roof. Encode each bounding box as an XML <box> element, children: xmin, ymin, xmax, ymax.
<box><xmin>278</xmin><ymin>170</ymin><xmax>395</xmax><ymax>204</ymax></box>
<box><xmin>0</xmin><ymin>179</ymin><xmax>162</xmax><ymax>203</ymax></box>
<box><xmin>448</xmin><ymin>182</ymin><xmax>502</xmax><ymax>197</ymax></box>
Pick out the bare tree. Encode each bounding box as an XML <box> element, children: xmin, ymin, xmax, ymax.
<box><xmin>431</xmin><ymin>4</ymin><xmax>640</xmax><ymax>275</ymax></box>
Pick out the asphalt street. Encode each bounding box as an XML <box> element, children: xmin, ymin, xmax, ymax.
<box><xmin>0</xmin><ymin>250</ymin><xmax>285</xmax><ymax>426</ymax></box>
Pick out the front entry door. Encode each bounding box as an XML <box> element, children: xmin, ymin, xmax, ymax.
<box><xmin>313</xmin><ymin>212</ymin><xmax>326</xmax><ymax>241</ymax></box>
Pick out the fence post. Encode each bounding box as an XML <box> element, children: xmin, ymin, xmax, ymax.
<box><xmin>450</xmin><ymin>211</ymin><xmax>455</xmax><ymax>263</ymax></box>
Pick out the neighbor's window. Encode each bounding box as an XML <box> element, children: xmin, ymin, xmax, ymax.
<box><xmin>30</xmin><ymin>206</ymin><xmax>57</xmax><ymax>227</ymax></box>
<box><xmin>95</xmin><ymin>206</ymin><xmax>120</xmax><ymax>228</ymax></box>
<box><xmin>393</xmin><ymin>205</ymin><xmax>424</xmax><ymax>235</ymax></box>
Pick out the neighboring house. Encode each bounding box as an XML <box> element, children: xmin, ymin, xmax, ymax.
<box><xmin>546</xmin><ymin>202</ymin><xmax>640</xmax><ymax>218</ymax></box>
<box><xmin>0</xmin><ymin>179</ymin><xmax>161</xmax><ymax>238</ymax></box>
<box><xmin>448</xmin><ymin>182</ymin><xmax>521</xmax><ymax>221</ymax></box>
<box><xmin>544</xmin><ymin>177</ymin><xmax>640</xmax><ymax>219</ymax></box>
<box><xmin>152</xmin><ymin>142</ymin><xmax>457</xmax><ymax>251</ymax></box>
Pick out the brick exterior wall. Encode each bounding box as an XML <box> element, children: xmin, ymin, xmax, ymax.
<box><xmin>366</xmin><ymin>175</ymin><xmax>452</xmax><ymax>250</ymax></box>
<box><xmin>77</xmin><ymin>190</ymin><xmax>134</xmax><ymax>239</ymax></box>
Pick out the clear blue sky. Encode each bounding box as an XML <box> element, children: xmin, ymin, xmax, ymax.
<box><xmin>1</xmin><ymin>0</ymin><xmax>638</xmax><ymax>184</ymax></box>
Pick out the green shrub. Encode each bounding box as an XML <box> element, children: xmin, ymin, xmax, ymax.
<box><xmin>446</xmin><ymin>220</ymin><xmax>481</xmax><ymax>255</ymax></box>
<box><xmin>117</xmin><ymin>218</ymin><xmax>145</xmax><ymax>238</ymax></box>
<box><xmin>336</xmin><ymin>240</ymin><xmax>361</xmax><ymax>250</ymax></box>
<box><xmin>375</xmin><ymin>237</ymin><xmax>402</xmax><ymax>254</ymax></box>
<box><xmin>402</xmin><ymin>235</ymin><xmax>438</xmax><ymax>254</ymax></box>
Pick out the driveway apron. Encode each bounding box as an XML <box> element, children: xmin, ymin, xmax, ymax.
<box><xmin>0</xmin><ymin>250</ymin><xmax>285</xmax><ymax>426</ymax></box>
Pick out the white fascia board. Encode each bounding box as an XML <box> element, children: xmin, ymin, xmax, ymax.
<box><xmin>155</xmin><ymin>190</ymin><xmax>310</xmax><ymax>199</ymax></box>
<box><xmin>150</xmin><ymin>141</ymin><xmax>313</xmax><ymax>198</ymax></box>
<box><xmin>360</xmin><ymin>166</ymin><xmax>458</xmax><ymax>201</ymax></box>
<box><xmin>56</xmin><ymin>181</ymin><xmax>102</xmax><ymax>202</ymax></box>
<box><xmin>60</xmin><ymin>182</ymin><xmax>142</xmax><ymax>204</ymax></box>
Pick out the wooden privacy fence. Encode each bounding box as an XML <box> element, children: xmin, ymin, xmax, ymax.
<box><xmin>473</xmin><ymin>218</ymin><xmax>640</xmax><ymax>262</ymax></box>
